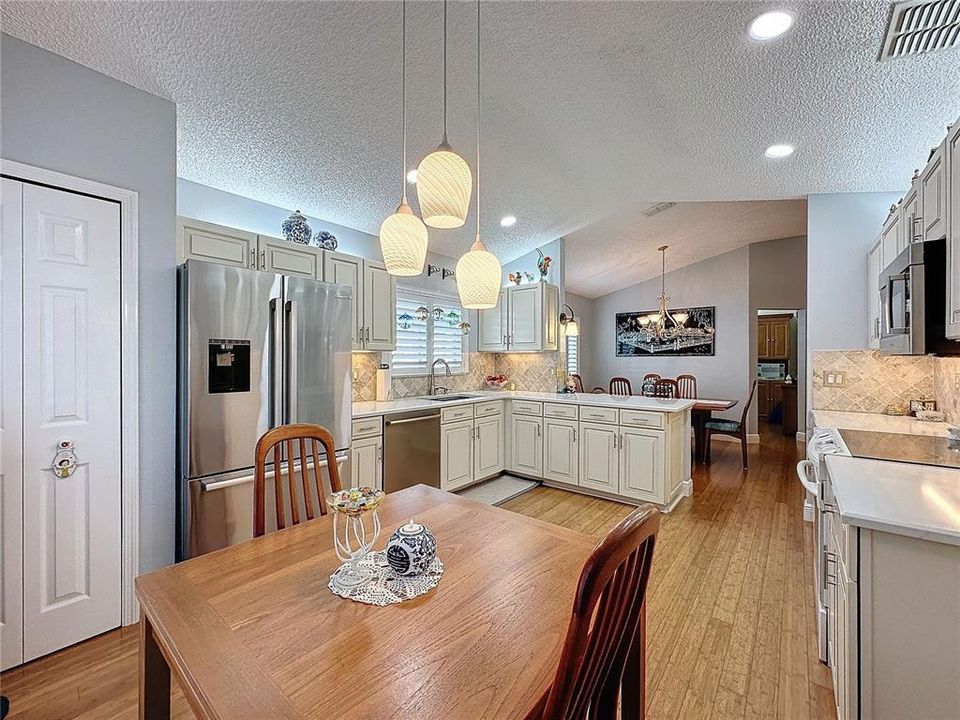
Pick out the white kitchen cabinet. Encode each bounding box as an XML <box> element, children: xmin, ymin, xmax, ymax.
<box><xmin>474</xmin><ymin>414</ymin><xmax>504</xmax><ymax>481</ymax></box>
<box><xmin>324</xmin><ymin>251</ymin><xmax>363</xmax><ymax>350</ymax></box>
<box><xmin>178</xmin><ymin>217</ymin><xmax>258</xmax><ymax>269</ymax></box>
<box><xmin>258</xmin><ymin>234</ymin><xmax>323</xmax><ymax>279</ymax></box>
<box><xmin>920</xmin><ymin>141</ymin><xmax>946</xmax><ymax>241</ymax></box>
<box><xmin>867</xmin><ymin>240</ymin><xmax>882</xmax><ymax>348</ymax></box>
<box><xmin>509</xmin><ymin>415</ymin><xmax>543</xmax><ymax>477</ymax></box>
<box><xmin>478</xmin><ymin>283</ymin><xmax>559</xmax><ymax>353</ymax></box>
<box><xmin>880</xmin><ymin>206</ymin><xmax>901</xmax><ymax>263</ymax></box>
<box><xmin>947</xmin><ymin>118</ymin><xmax>960</xmax><ymax>340</ymax></box>
<box><xmin>350</xmin><ymin>435</ymin><xmax>382</xmax><ymax>491</ymax></box>
<box><xmin>900</xmin><ymin>181</ymin><xmax>921</xmax><ymax>249</ymax></box>
<box><xmin>543</xmin><ymin>418</ymin><xmax>579</xmax><ymax>485</ymax></box>
<box><xmin>441</xmin><ymin>419</ymin><xmax>475</xmax><ymax>491</ymax></box>
<box><xmin>579</xmin><ymin>423</ymin><xmax>618</xmax><ymax>493</ymax></box>
<box><xmin>618</xmin><ymin>427</ymin><xmax>663</xmax><ymax>502</ymax></box>
<box><xmin>477</xmin><ymin>289</ymin><xmax>508</xmax><ymax>352</ymax></box>
<box><xmin>363</xmin><ymin>259</ymin><xmax>397</xmax><ymax>351</ymax></box>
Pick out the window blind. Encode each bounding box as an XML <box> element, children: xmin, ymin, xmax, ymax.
<box><xmin>566</xmin><ymin>334</ymin><xmax>579</xmax><ymax>375</ymax></box>
<box><xmin>393</xmin><ymin>289</ymin><xmax>467</xmax><ymax>375</ymax></box>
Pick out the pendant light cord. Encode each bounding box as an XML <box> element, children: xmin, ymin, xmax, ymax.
<box><xmin>476</xmin><ymin>0</ymin><xmax>481</xmax><ymax>233</ymax></box>
<box><xmin>442</xmin><ymin>0</ymin><xmax>448</xmax><ymax>142</ymax></box>
<box><xmin>401</xmin><ymin>0</ymin><xmax>408</xmax><ymax>201</ymax></box>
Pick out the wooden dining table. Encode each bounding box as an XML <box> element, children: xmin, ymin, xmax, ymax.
<box><xmin>135</xmin><ymin>485</ymin><xmax>646</xmax><ymax>719</ymax></box>
<box><xmin>691</xmin><ymin>399</ymin><xmax>739</xmax><ymax>464</ymax></box>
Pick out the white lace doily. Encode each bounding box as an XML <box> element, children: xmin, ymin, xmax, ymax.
<box><xmin>328</xmin><ymin>550</ymin><xmax>444</xmax><ymax>606</ymax></box>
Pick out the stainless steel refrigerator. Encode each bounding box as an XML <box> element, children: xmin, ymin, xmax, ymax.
<box><xmin>177</xmin><ymin>260</ymin><xmax>352</xmax><ymax>559</ymax></box>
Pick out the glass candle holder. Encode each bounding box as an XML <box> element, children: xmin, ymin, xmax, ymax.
<box><xmin>328</xmin><ymin>487</ymin><xmax>384</xmax><ymax>594</ymax></box>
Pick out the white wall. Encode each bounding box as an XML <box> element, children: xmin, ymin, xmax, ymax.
<box><xmin>2</xmin><ymin>34</ymin><xmax>177</xmax><ymax>572</ymax></box>
<box><xmin>589</xmin><ymin>247</ymin><xmax>751</xmax><ymax>422</ymax></box>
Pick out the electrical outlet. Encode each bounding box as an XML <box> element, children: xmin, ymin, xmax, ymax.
<box><xmin>353</xmin><ymin>368</ymin><xmax>359</xmax><ymax>382</ymax></box>
<box><xmin>823</xmin><ymin>371</ymin><xmax>846</xmax><ymax>387</ymax></box>
<box><xmin>955</xmin><ymin>372</ymin><xmax>960</xmax><ymax>391</ymax></box>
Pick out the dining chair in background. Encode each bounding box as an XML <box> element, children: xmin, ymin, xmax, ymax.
<box><xmin>609</xmin><ymin>376</ymin><xmax>633</xmax><ymax>396</ymax></box>
<box><xmin>705</xmin><ymin>380</ymin><xmax>758</xmax><ymax>469</ymax></box>
<box><xmin>528</xmin><ymin>504</ymin><xmax>661</xmax><ymax>720</ymax></box>
<box><xmin>642</xmin><ymin>373</ymin><xmax>661</xmax><ymax>384</ymax></box>
<box><xmin>591</xmin><ymin>387</ymin><xmax>606</xmax><ymax>394</ymax></box>
<box><xmin>676</xmin><ymin>374</ymin><xmax>698</xmax><ymax>399</ymax></box>
<box><xmin>254</xmin><ymin>423</ymin><xmax>343</xmax><ymax>537</ymax></box>
<box><xmin>571</xmin><ymin>373</ymin><xmax>585</xmax><ymax>393</ymax></box>
<box><xmin>653</xmin><ymin>378</ymin><xmax>679</xmax><ymax>398</ymax></box>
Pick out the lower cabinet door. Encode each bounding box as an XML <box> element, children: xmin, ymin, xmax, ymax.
<box><xmin>579</xmin><ymin>423</ymin><xmax>618</xmax><ymax>492</ymax></box>
<box><xmin>543</xmin><ymin>419</ymin><xmax>579</xmax><ymax>484</ymax></box>
<box><xmin>474</xmin><ymin>415</ymin><xmax>504</xmax><ymax>481</ymax></box>
<box><xmin>351</xmin><ymin>436</ymin><xmax>382</xmax><ymax>491</ymax></box>
<box><xmin>619</xmin><ymin>428</ymin><xmax>663</xmax><ymax>502</ymax></box>
<box><xmin>510</xmin><ymin>416</ymin><xmax>543</xmax><ymax>477</ymax></box>
<box><xmin>441</xmin><ymin>420</ymin><xmax>475</xmax><ymax>491</ymax></box>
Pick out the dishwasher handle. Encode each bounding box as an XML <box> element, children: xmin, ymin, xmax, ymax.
<box><xmin>384</xmin><ymin>414</ymin><xmax>441</xmax><ymax>426</ymax></box>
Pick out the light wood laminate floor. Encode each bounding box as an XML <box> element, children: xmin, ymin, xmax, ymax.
<box><xmin>1</xmin><ymin>429</ymin><xmax>833</xmax><ymax>719</ymax></box>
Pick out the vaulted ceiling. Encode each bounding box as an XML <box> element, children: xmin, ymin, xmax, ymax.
<box><xmin>3</xmin><ymin>1</ymin><xmax>957</xmax><ymax>295</ymax></box>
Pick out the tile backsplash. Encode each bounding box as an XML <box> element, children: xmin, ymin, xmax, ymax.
<box><xmin>813</xmin><ymin>349</ymin><xmax>959</xmax><ymax>422</ymax></box>
<box><xmin>352</xmin><ymin>349</ymin><xmax>566</xmax><ymax>402</ymax></box>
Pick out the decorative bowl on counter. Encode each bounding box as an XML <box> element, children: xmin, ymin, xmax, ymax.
<box><xmin>484</xmin><ymin>375</ymin><xmax>509</xmax><ymax>390</ymax></box>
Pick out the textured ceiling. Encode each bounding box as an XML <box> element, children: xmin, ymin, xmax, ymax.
<box><xmin>566</xmin><ymin>199</ymin><xmax>807</xmax><ymax>298</ymax></box>
<box><xmin>2</xmin><ymin>1</ymin><xmax>957</xmax><ymax>289</ymax></box>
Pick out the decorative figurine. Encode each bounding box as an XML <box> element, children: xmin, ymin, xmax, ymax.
<box><xmin>282</xmin><ymin>210</ymin><xmax>312</xmax><ymax>245</ymax></box>
<box><xmin>537</xmin><ymin>249</ymin><xmax>552</xmax><ymax>280</ymax></box>
<box><xmin>386</xmin><ymin>519</ymin><xmax>437</xmax><ymax>577</ymax></box>
<box><xmin>312</xmin><ymin>229</ymin><xmax>338</xmax><ymax>250</ymax></box>
<box><xmin>559</xmin><ymin>376</ymin><xmax>577</xmax><ymax>394</ymax></box>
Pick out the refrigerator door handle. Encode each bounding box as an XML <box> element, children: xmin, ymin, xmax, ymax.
<box><xmin>270</xmin><ymin>297</ymin><xmax>284</xmax><ymax>427</ymax></box>
<box><xmin>286</xmin><ymin>299</ymin><xmax>298</xmax><ymax>423</ymax></box>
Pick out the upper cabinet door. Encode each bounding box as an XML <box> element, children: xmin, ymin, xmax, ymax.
<box><xmin>178</xmin><ymin>217</ymin><xmax>257</xmax><ymax>269</ymax></box>
<box><xmin>258</xmin><ymin>235</ymin><xmax>321</xmax><ymax>279</ymax></box>
<box><xmin>900</xmin><ymin>184</ymin><xmax>921</xmax><ymax>249</ymax></box>
<box><xmin>323</xmin><ymin>251</ymin><xmax>363</xmax><ymax>350</ymax></box>
<box><xmin>478</xmin><ymin>290</ymin><xmax>508</xmax><ymax>352</ymax></box>
<box><xmin>363</xmin><ymin>260</ymin><xmax>397</xmax><ymax>351</ymax></box>
<box><xmin>508</xmin><ymin>284</ymin><xmax>543</xmax><ymax>352</ymax></box>
<box><xmin>867</xmin><ymin>241</ymin><xmax>882</xmax><ymax>348</ymax></box>
<box><xmin>947</xmin><ymin>119</ymin><xmax>960</xmax><ymax>340</ymax></box>
<box><xmin>770</xmin><ymin>320</ymin><xmax>790</xmax><ymax>357</ymax></box>
<box><xmin>543</xmin><ymin>283</ymin><xmax>559</xmax><ymax>351</ymax></box>
<box><xmin>881</xmin><ymin>207</ymin><xmax>901</xmax><ymax>263</ymax></box>
<box><xmin>921</xmin><ymin>142</ymin><xmax>946</xmax><ymax>241</ymax></box>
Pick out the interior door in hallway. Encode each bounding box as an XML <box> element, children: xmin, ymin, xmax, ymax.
<box><xmin>19</xmin><ymin>182</ymin><xmax>122</xmax><ymax>663</ymax></box>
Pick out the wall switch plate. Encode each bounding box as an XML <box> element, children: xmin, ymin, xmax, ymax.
<box><xmin>353</xmin><ymin>368</ymin><xmax>359</xmax><ymax>382</ymax></box>
<box><xmin>823</xmin><ymin>371</ymin><xmax>846</xmax><ymax>387</ymax></box>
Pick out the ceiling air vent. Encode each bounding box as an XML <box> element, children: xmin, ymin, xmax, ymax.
<box><xmin>880</xmin><ymin>0</ymin><xmax>960</xmax><ymax>60</ymax></box>
<box><xmin>641</xmin><ymin>202</ymin><xmax>676</xmax><ymax>218</ymax></box>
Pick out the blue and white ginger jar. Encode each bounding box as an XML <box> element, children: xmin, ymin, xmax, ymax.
<box><xmin>282</xmin><ymin>210</ymin><xmax>312</xmax><ymax>245</ymax></box>
<box><xmin>313</xmin><ymin>230</ymin><xmax>338</xmax><ymax>250</ymax></box>
<box><xmin>386</xmin><ymin>519</ymin><xmax>436</xmax><ymax>576</ymax></box>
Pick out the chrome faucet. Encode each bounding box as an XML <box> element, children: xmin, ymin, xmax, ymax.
<box><xmin>429</xmin><ymin>358</ymin><xmax>452</xmax><ymax>396</ymax></box>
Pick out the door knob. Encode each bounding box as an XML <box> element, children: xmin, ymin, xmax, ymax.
<box><xmin>53</xmin><ymin>440</ymin><xmax>77</xmax><ymax>478</ymax></box>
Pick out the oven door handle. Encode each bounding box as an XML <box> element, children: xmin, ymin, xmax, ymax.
<box><xmin>796</xmin><ymin>460</ymin><xmax>820</xmax><ymax>497</ymax></box>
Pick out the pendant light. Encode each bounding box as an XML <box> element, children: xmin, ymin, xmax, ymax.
<box><xmin>416</xmin><ymin>0</ymin><xmax>472</xmax><ymax>229</ymax></box>
<box><xmin>379</xmin><ymin>0</ymin><xmax>429</xmax><ymax>276</ymax></box>
<box><xmin>456</xmin><ymin>0</ymin><xmax>501</xmax><ymax>310</ymax></box>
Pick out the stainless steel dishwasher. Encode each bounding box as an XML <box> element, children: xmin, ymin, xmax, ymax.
<box><xmin>383</xmin><ymin>409</ymin><xmax>441</xmax><ymax>493</ymax></box>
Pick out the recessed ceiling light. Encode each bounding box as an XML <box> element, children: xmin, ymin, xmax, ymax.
<box><xmin>749</xmin><ymin>11</ymin><xmax>794</xmax><ymax>40</ymax></box>
<box><xmin>406</xmin><ymin>169</ymin><xmax>417</xmax><ymax>184</ymax></box>
<box><xmin>499</xmin><ymin>215</ymin><xmax>517</xmax><ymax>227</ymax></box>
<box><xmin>764</xmin><ymin>144</ymin><xmax>795</xmax><ymax>159</ymax></box>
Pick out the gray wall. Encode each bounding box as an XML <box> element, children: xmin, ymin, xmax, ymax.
<box><xmin>2</xmin><ymin>34</ymin><xmax>177</xmax><ymax>573</ymax></box>
<box><xmin>564</xmin><ymin>291</ymin><xmax>594</xmax><ymax>385</ymax></box>
<box><xmin>589</xmin><ymin>246</ymin><xmax>751</xmax><ymax>423</ymax></box>
<box><xmin>806</xmin><ymin>191</ymin><xmax>902</xmax><ymax>430</ymax></box>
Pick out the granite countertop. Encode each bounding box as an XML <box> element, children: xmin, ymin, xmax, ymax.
<box><xmin>812</xmin><ymin>409</ymin><xmax>951</xmax><ymax>437</ymax></box>
<box><xmin>353</xmin><ymin>390</ymin><xmax>696</xmax><ymax>419</ymax></box>
<box><xmin>824</xmin><ymin>454</ymin><xmax>960</xmax><ymax>547</ymax></box>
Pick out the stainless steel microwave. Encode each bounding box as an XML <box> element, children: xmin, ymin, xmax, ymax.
<box><xmin>879</xmin><ymin>238</ymin><xmax>957</xmax><ymax>355</ymax></box>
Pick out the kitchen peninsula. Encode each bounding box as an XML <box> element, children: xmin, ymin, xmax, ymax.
<box><xmin>353</xmin><ymin>391</ymin><xmax>695</xmax><ymax>510</ymax></box>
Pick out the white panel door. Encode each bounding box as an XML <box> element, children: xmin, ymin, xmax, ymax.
<box><xmin>323</xmin><ymin>251</ymin><xmax>363</xmax><ymax>350</ymax></box>
<box><xmin>351</xmin><ymin>436</ymin><xmax>382</xmax><ymax>491</ymax></box>
<box><xmin>509</xmin><ymin>416</ymin><xmax>542</xmax><ymax>477</ymax></box>
<box><xmin>474</xmin><ymin>414</ymin><xmax>504</xmax><ymax>481</ymax></box>
<box><xmin>363</xmin><ymin>260</ymin><xmax>397</xmax><ymax>351</ymax></box>
<box><xmin>579</xmin><ymin>423</ymin><xmax>618</xmax><ymax>493</ymax></box>
<box><xmin>1</xmin><ymin>179</ymin><xmax>24</xmax><ymax>671</ymax></box>
<box><xmin>21</xmin><ymin>184</ymin><xmax>122</xmax><ymax>662</ymax></box>
<box><xmin>543</xmin><ymin>418</ymin><xmax>578</xmax><ymax>485</ymax></box>
<box><xmin>441</xmin><ymin>420</ymin><xmax>475</xmax><ymax>491</ymax></box>
<box><xmin>619</xmin><ymin>428</ymin><xmax>663</xmax><ymax>502</ymax></box>
<box><xmin>258</xmin><ymin>235</ymin><xmax>321</xmax><ymax>279</ymax></box>
<box><xmin>478</xmin><ymin>290</ymin><xmax>508</xmax><ymax>352</ymax></box>
<box><xmin>508</xmin><ymin>284</ymin><xmax>542</xmax><ymax>352</ymax></box>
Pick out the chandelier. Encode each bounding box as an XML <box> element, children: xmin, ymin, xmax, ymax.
<box><xmin>635</xmin><ymin>245</ymin><xmax>713</xmax><ymax>345</ymax></box>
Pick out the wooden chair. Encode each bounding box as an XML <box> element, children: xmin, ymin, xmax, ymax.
<box><xmin>653</xmin><ymin>378</ymin><xmax>679</xmax><ymax>398</ymax></box>
<box><xmin>609</xmin><ymin>377</ymin><xmax>633</xmax><ymax>396</ymax></box>
<box><xmin>676</xmin><ymin>374</ymin><xmax>698</xmax><ymax>399</ymax></box>
<box><xmin>527</xmin><ymin>504</ymin><xmax>660</xmax><ymax>720</ymax></box>
<box><xmin>571</xmin><ymin>373</ymin><xmax>585</xmax><ymax>393</ymax></box>
<box><xmin>705</xmin><ymin>380</ymin><xmax>758</xmax><ymax>470</ymax></box>
<box><xmin>254</xmin><ymin>423</ymin><xmax>343</xmax><ymax>537</ymax></box>
<box><xmin>642</xmin><ymin>373</ymin><xmax>661</xmax><ymax>384</ymax></box>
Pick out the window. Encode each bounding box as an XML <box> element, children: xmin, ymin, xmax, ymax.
<box><xmin>566</xmin><ymin>334</ymin><xmax>579</xmax><ymax>375</ymax></box>
<box><xmin>393</xmin><ymin>288</ymin><xmax>469</xmax><ymax>376</ymax></box>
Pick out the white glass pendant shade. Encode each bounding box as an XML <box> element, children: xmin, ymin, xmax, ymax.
<box><xmin>417</xmin><ymin>141</ymin><xmax>473</xmax><ymax>228</ymax></box>
<box><xmin>455</xmin><ymin>234</ymin><xmax>501</xmax><ymax>309</ymax></box>
<box><xmin>379</xmin><ymin>200</ymin><xmax>428</xmax><ymax>276</ymax></box>
<box><xmin>564</xmin><ymin>319</ymin><xmax>580</xmax><ymax>337</ymax></box>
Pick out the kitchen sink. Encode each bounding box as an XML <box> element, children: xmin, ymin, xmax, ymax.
<box><xmin>426</xmin><ymin>394</ymin><xmax>474</xmax><ymax>402</ymax></box>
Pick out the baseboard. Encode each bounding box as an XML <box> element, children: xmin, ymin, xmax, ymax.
<box><xmin>713</xmin><ymin>434</ymin><xmax>760</xmax><ymax>445</ymax></box>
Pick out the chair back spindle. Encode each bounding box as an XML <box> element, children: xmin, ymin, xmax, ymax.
<box><xmin>676</xmin><ymin>374</ymin><xmax>698</xmax><ymax>399</ymax></box>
